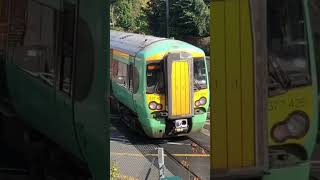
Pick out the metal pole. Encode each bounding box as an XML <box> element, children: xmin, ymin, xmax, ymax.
<box><xmin>165</xmin><ymin>0</ymin><xmax>169</xmax><ymax>38</ymax></box>
<box><xmin>158</xmin><ymin>148</ymin><xmax>165</xmax><ymax>179</ymax></box>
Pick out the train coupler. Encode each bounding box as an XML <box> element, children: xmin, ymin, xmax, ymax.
<box><xmin>173</xmin><ymin>119</ymin><xmax>188</xmax><ymax>133</ymax></box>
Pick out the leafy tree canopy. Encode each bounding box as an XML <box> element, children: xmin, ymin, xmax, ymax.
<box><xmin>146</xmin><ymin>0</ymin><xmax>209</xmax><ymax>38</ymax></box>
<box><xmin>110</xmin><ymin>0</ymin><xmax>150</xmax><ymax>34</ymax></box>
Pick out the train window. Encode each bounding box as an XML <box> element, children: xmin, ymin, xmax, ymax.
<box><xmin>110</xmin><ymin>50</ymin><xmax>118</xmax><ymax>79</ymax></box>
<box><xmin>309</xmin><ymin>0</ymin><xmax>320</xmax><ymax>94</ymax></box>
<box><xmin>133</xmin><ymin>66</ymin><xmax>139</xmax><ymax>93</ymax></box>
<box><xmin>116</xmin><ymin>62</ymin><xmax>129</xmax><ymax>88</ymax></box>
<box><xmin>128</xmin><ymin>64</ymin><xmax>133</xmax><ymax>92</ymax></box>
<box><xmin>194</xmin><ymin>57</ymin><xmax>208</xmax><ymax>90</ymax></box>
<box><xmin>13</xmin><ymin>0</ymin><xmax>56</xmax><ymax>86</ymax></box>
<box><xmin>74</xmin><ymin>17</ymin><xmax>95</xmax><ymax>101</ymax></box>
<box><xmin>59</xmin><ymin>1</ymin><xmax>76</xmax><ymax>95</ymax></box>
<box><xmin>146</xmin><ymin>62</ymin><xmax>164</xmax><ymax>94</ymax></box>
<box><xmin>267</xmin><ymin>0</ymin><xmax>311</xmax><ymax>94</ymax></box>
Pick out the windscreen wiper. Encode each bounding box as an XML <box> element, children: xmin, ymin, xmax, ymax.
<box><xmin>194</xmin><ymin>79</ymin><xmax>202</xmax><ymax>90</ymax></box>
<box><xmin>268</xmin><ymin>56</ymin><xmax>291</xmax><ymax>90</ymax></box>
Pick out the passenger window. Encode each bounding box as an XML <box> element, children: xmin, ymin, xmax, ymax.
<box><xmin>110</xmin><ymin>51</ymin><xmax>119</xmax><ymax>80</ymax></box>
<box><xmin>13</xmin><ymin>0</ymin><xmax>56</xmax><ymax>86</ymax></box>
<box><xmin>74</xmin><ymin>17</ymin><xmax>94</xmax><ymax>101</ymax></box>
<box><xmin>116</xmin><ymin>62</ymin><xmax>128</xmax><ymax>87</ymax></box>
<box><xmin>268</xmin><ymin>0</ymin><xmax>311</xmax><ymax>94</ymax></box>
<box><xmin>59</xmin><ymin>1</ymin><xmax>76</xmax><ymax>95</ymax></box>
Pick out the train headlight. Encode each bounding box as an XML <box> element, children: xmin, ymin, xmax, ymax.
<box><xmin>156</xmin><ymin>104</ymin><xmax>163</xmax><ymax>110</ymax></box>
<box><xmin>271</xmin><ymin>111</ymin><xmax>309</xmax><ymax>143</ymax></box>
<box><xmin>195</xmin><ymin>100</ymin><xmax>201</xmax><ymax>107</ymax></box>
<box><xmin>195</xmin><ymin>97</ymin><xmax>207</xmax><ymax>107</ymax></box>
<box><xmin>149</xmin><ymin>101</ymin><xmax>157</xmax><ymax>110</ymax></box>
<box><xmin>199</xmin><ymin>97</ymin><xmax>207</xmax><ymax>105</ymax></box>
<box><xmin>287</xmin><ymin>112</ymin><xmax>309</xmax><ymax>137</ymax></box>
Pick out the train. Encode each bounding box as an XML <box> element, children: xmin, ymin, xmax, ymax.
<box><xmin>0</xmin><ymin>0</ymin><xmax>108</xmax><ymax>179</ymax></box>
<box><xmin>109</xmin><ymin>30</ymin><xmax>210</xmax><ymax>138</ymax></box>
<box><xmin>211</xmin><ymin>0</ymin><xmax>320</xmax><ymax>179</ymax></box>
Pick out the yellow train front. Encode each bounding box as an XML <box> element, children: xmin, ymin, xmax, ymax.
<box><xmin>211</xmin><ymin>0</ymin><xmax>320</xmax><ymax>179</ymax></box>
<box><xmin>110</xmin><ymin>31</ymin><xmax>210</xmax><ymax>138</ymax></box>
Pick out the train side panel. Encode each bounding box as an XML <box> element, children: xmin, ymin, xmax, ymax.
<box><xmin>5</xmin><ymin>0</ymin><xmax>83</xmax><ymax>158</ymax></box>
<box><xmin>72</xmin><ymin>0</ymin><xmax>108</xmax><ymax>179</ymax></box>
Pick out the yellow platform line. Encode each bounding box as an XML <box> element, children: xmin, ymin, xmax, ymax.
<box><xmin>111</xmin><ymin>152</ymin><xmax>210</xmax><ymax>157</ymax></box>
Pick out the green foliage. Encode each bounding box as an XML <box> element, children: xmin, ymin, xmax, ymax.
<box><xmin>171</xmin><ymin>0</ymin><xmax>209</xmax><ymax>37</ymax></box>
<box><xmin>146</xmin><ymin>0</ymin><xmax>209</xmax><ymax>38</ymax></box>
<box><xmin>144</xmin><ymin>0</ymin><xmax>167</xmax><ymax>37</ymax></box>
<box><xmin>110</xmin><ymin>161</ymin><xmax>120</xmax><ymax>179</ymax></box>
<box><xmin>110</xmin><ymin>0</ymin><xmax>150</xmax><ymax>34</ymax></box>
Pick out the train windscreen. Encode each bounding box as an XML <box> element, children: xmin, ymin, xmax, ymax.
<box><xmin>267</xmin><ymin>0</ymin><xmax>311</xmax><ymax>94</ymax></box>
<box><xmin>194</xmin><ymin>58</ymin><xmax>208</xmax><ymax>90</ymax></box>
<box><xmin>146</xmin><ymin>62</ymin><xmax>165</xmax><ymax>94</ymax></box>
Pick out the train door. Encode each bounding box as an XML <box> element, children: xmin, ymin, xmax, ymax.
<box><xmin>166</xmin><ymin>52</ymin><xmax>194</xmax><ymax>119</ymax></box>
<box><xmin>54</xmin><ymin>0</ymin><xmax>84</xmax><ymax>160</ymax></box>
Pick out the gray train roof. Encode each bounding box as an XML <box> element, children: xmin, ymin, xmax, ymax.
<box><xmin>110</xmin><ymin>30</ymin><xmax>167</xmax><ymax>55</ymax></box>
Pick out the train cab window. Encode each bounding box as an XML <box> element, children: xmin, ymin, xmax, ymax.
<box><xmin>267</xmin><ymin>0</ymin><xmax>311</xmax><ymax>94</ymax></box>
<box><xmin>309</xmin><ymin>0</ymin><xmax>320</xmax><ymax>93</ymax></box>
<box><xmin>194</xmin><ymin>57</ymin><xmax>208</xmax><ymax>90</ymax></box>
<box><xmin>14</xmin><ymin>0</ymin><xmax>56</xmax><ymax>86</ymax></box>
<box><xmin>146</xmin><ymin>62</ymin><xmax>164</xmax><ymax>94</ymax></box>
<box><xmin>115</xmin><ymin>62</ymin><xmax>129</xmax><ymax>87</ymax></box>
<box><xmin>59</xmin><ymin>2</ymin><xmax>76</xmax><ymax>94</ymax></box>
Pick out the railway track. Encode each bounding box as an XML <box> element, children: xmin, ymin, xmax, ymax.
<box><xmin>187</xmin><ymin>135</ymin><xmax>210</xmax><ymax>153</ymax></box>
<box><xmin>155</xmin><ymin>143</ymin><xmax>201</xmax><ymax>180</ymax></box>
<box><xmin>110</xmin><ymin>114</ymin><xmax>210</xmax><ymax>180</ymax></box>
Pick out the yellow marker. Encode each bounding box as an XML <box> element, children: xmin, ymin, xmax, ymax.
<box><xmin>111</xmin><ymin>152</ymin><xmax>210</xmax><ymax>157</ymax></box>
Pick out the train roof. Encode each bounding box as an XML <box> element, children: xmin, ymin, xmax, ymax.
<box><xmin>110</xmin><ymin>31</ymin><xmax>205</xmax><ymax>59</ymax></box>
<box><xmin>110</xmin><ymin>30</ymin><xmax>167</xmax><ymax>55</ymax></box>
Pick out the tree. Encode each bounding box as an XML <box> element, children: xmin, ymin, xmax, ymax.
<box><xmin>171</xmin><ymin>0</ymin><xmax>209</xmax><ymax>37</ymax></box>
<box><xmin>110</xmin><ymin>0</ymin><xmax>150</xmax><ymax>34</ymax></box>
<box><xmin>146</xmin><ymin>0</ymin><xmax>209</xmax><ymax>38</ymax></box>
<box><xmin>144</xmin><ymin>0</ymin><xmax>167</xmax><ymax>37</ymax></box>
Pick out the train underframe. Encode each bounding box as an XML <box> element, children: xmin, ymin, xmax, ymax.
<box><xmin>110</xmin><ymin>96</ymin><xmax>207</xmax><ymax>138</ymax></box>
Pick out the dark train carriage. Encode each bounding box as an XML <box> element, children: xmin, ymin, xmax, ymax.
<box><xmin>0</xmin><ymin>0</ymin><xmax>108</xmax><ymax>179</ymax></box>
